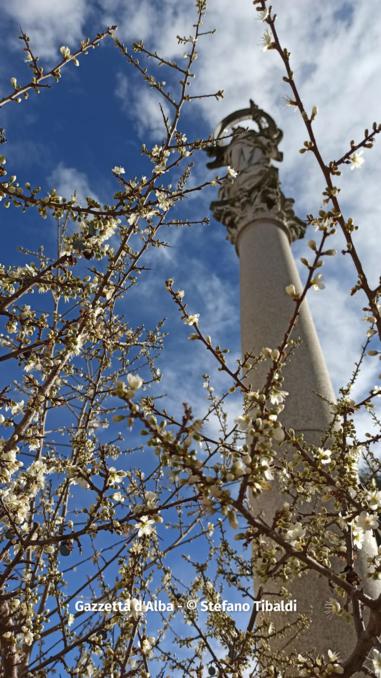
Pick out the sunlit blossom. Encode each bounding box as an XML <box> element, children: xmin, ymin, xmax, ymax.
<box><xmin>60</xmin><ymin>46</ymin><xmax>71</xmax><ymax>59</ymax></box>
<box><xmin>311</xmin><ymin>273</ymin><xmax>325</xmax><ymax>290</ymax></box>
<box><xmin>135</xmin><ymin>515</ymin><xmax>156</xmax><ymax>538</ymax></box>
<box><xmin>262</xmin><ymin>30</ymin><xmax>273</xmax><ymax>51</ymax></box>
<box><xmin>184</xmin><ymin>313</ymin><xmax>200</xmax><ymax>326</ymax></box>
<box><xmin>227</xmin><ymin>165</ymin><xmax>238</xmax><ymax>178</ymax></box>
<box><xmin>372</xmin><ymin>649</ymin><xmax>381</xmax><ymax>677</ymax></box>
<box><xmin>285</xmin><ymin>283</ymin><xmax>299</xmax><ymax>299</ymax></box>
<box><xmin>112</xmin><ymin>165</ymin><xmax>126</xmax><ymax>176</ymax></box>
<box><xmin>127</xmin><ymin>373</ymin><xmax>143</xmax><ymax>391</ymax></box>
<box><xmin>356</xmin><ymin>511</ymin><xmax>378</xmax><ymax>531</ymax></box>
<box><xmin>316</xmin><ymin>447</ymin><xmax>332</xmax><ymax>465</ymax></box>
<box><xmin>285</xmin><ymin>522</ymin><xmax>305</xmax><ymax>545</ymax></box>
<box><xmin>350</xmin><ymin>150</ymin><xmax>364</xmax><ymax>170</ymax></box>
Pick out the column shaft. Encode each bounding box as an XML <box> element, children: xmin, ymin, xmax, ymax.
<box><xmin>238</xmin><ymin>218</ymin><xmax>380</xmax><ymax>665</ymax></box>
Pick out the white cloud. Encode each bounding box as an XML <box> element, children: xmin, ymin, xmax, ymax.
<box><xmin>103</xmin><ymin>0</ymin><xmax>157</xmax><ymax>43</ymax></box>
<box><xmin>102</xmin><ymin>0</ymin><xmax>193</xmax><ymax>53</ymax></box>
<box><xmin>1</xmin><ymin>0</ymin><xmax>89</xmax><ymax>60</ymax></box>
<box><xmin>155</xmin><ymin>351</ymin><xmax>243</xmax><ymax>443</ymax></box>
<box><xmin>106</xmin><ymin>0</ymin><xmax>381</xmax><ymax>409</ymax></box>
<box><xmin>354</xmin><ymin>406</ymin><xmax>381</xmax><ymax>449</ymax></box>
<box><xmin>306</xmin><ymin>276</ymin><xmax>379</xmax><ymax>396</ymax></box>
<box><xmin>115</xmin><ymin>71</ymin><xmax>169</xmax><ymax>139</ymax></box>
<box><xmin>115</xmin><ymin>72</ymin><xmax>129</xmax><ymax>111</ymax></box>
<box><xmin>107</xmin><ymin>3</ymin><xmax>381</xmax><ymax>208</ymax></box>
<box><xmin>190</xmin><ymin>267</ymin><xmax>236</xmax><ymax>337</ymax></box>
<box><xmin>107</xmin><ymin>0</ymin><xmax>381</xmax><ymax>241</ymax></box>
<box><xmin>5</xmin><ymin>139</ymin><xmax>48</xmax><ymax>169</ymax></box>
<box><xmin>48</xmin><ymin>162</ymin><xmax>98</xmax><ymax>204</ymax></box>
<box><xmin>6</xmin><ymin>0</ymin><xmax>377</xmax><ymax>401</ymax></box>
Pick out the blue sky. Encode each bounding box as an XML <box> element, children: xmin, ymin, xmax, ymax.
<box><xmin>0</xmin><ymin>0</ymin><xmax>380</xmax><ymax>672</ymax></box>
<box><xmin>1</xmin><ymin>0</ymin><xmax>380</xmax><ymax>414</ymax></box>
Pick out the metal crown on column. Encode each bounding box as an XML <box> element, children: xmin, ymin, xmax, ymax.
<box><xmin>207</xmin><ymin>101</ymin><xmax>380</xmax><ymax>671</ymax></box>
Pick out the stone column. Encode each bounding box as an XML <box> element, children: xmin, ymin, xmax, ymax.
<box><xmin>207</xmin><ymin>101</ymin><xmax>380</xmax><ymax>670</ymax></box>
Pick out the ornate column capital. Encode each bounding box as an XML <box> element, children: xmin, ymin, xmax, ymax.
<box><xmin>206</xmin><ymin>100</ymin><xmax>306</xmax><ymax>246</ymax></box>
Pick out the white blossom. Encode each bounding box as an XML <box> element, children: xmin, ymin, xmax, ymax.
<box><xmin>350</xmin><ymin>150</ymin><xmax>364</xmax><ymax>170</ymax></box>
<box><xmin>372</xmin><ymin>649</ymin><xmax>381</xmax><ymax>677</ymax></box>
<box><xmin>366</xmin><ymin>490</ymin><xmax>381</xmax><ymax>512</ymax></box>
<box><xmin>285</xmin><ymin>522</ymin><xmax>305</xmax><ymax>545</ymax></box>
<box><xmin>260</xmin><ymin>459</ymin><xmax>273</xmax><ymax>481</ymax></box>
<box><xmin>10</xmin><ymin>400</ymin><xmax>24</xmax><ymax>415</ymax></box>
<box><xmin>352</xmin><ymin>524</ymin><xmax>365</xmax><ymax>549</ymax></box>
<box><xmin>316</xmin><ymin>447</ymin><xmax>332</xmax><ymax>465</ymax></box>
<box><xmin>135</xmin><ymin>515</ymin><xmax>156</xmax><ymax>538</ymax></box>
<box><xmin>311</xmin><ymin>273</ymin><xmax>325</xmax><ymax>290</ymax></box>
<box><xmin>60</xmin><ymin>46</ymin><xmax>71</xmax><ymax>59</ymax></box>
<box><xmin>151</xmin><ymin>145</ymin><xmax>163</xmax><ymax>158</ymax></box>
<box><xmin>127</xmin><ymin>373</ymin><xmax>143</xmax><ymax>391</ymax></box>
<box><xmin>257</xmin><ymin>8</ymin><xmax>270</xmax><ymax>21</ymax></box>
<box><xmin>144</xmin><ymin>491</ymin><xmax>157</xmax><ymax>508</ymax></box>
<box><xmin>23</xmin><ymin>628</ymin><xmax>34</xmax><ymax>646</ymax></box>
<box><xmin>141</xmin><ymin>635</ymin><xmax>155</xmax><ymax>655</ymax></box>
<box><xmin>129</xmin><ymin>598</ymin><xmax>143</xmax><ymax>618</ymax></box>
<box><xmin>114</xmin><ymin>374</ymin><xmax>143</xmax><ymax>399</ymax></box>
<box><xmin>71</xmin><ymin>335</ymin><xmax>84</xmax><ymax>355</ymax></box>
<box><xmin>268</xmin><ymin>389</ymin><xmax>288</xmax><ymax>406</ymax></box>
<box><xmin>285</xmin><ymin>284</ymin><xmax>299</xmax><ymax>299</ymax></box>
<box><xmin>327</xmin><ymin>650</ymin><xmax>341</xmax><ymax>664</ymax></box>
<box><xmin>262</xmin><ymin>30</ymin><xmax>273</xmax><ymax>51</ymax></box>
<box><xmin>108</xmin><ymin>467</ymin><xmax>128</xmax><ymax>485</ymax></box>
<box><xmin>112</xmin><ymin>166</ymin><xmax>126</xmax><ymax>176</ymax></box>
<box><xmin>127</xmin><ymin>213</ymin><xmax>137</xmax><ymax>226</ymax></box>
<box><xmin>356</xmin><ymin>511</ymin><xmax>378</xmax><ymax>532</ymax></box>
<box><xmin>184</xmin><ymin>313</ymin><xmax>199</xmax><ymax>326</ymax></box>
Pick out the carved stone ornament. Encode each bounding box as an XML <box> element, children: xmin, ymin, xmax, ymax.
<box><xmin>206</xmin><ymin>100</ymin><xmax>306</xmax><ymax>245</ymax></box>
